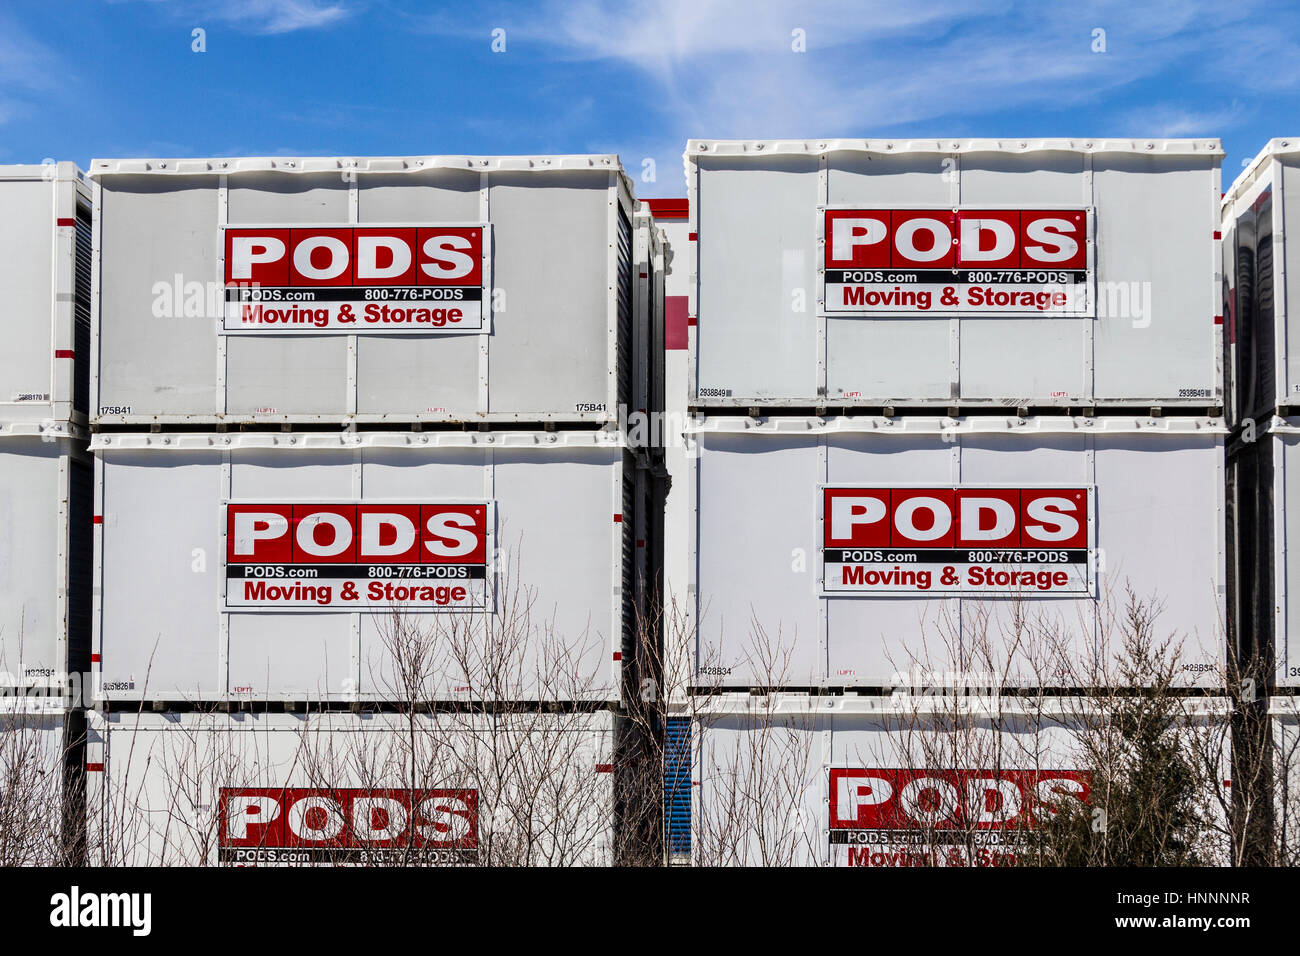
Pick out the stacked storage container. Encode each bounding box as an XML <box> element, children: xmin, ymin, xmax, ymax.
<box><xmin>670</xmin><ymin>139</ymin><xmax>1230</xmax><ymax>865</ymax></box>
<box><xmin>1223</xmin><ymin>140</ymin><xmax>1300</xmax><ymax>855</ymax></box>
<box><xmin>85</xmin><ymin>155</ymin><xmax>660</xmax><ymax>865</ymax></box>
<box><xmin>0</xmin><ymin>163</ymin><xmax>94</xmax><ymax>863</ymax></box>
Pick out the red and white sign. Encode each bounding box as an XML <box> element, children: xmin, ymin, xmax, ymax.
<box><xmin>821</xmin><ymin>485</ymin><xmax>1093</xmax><ymax>595</ymax></box>
<box><xmin>222</xmin><ymin>224</ymin><xmax>488</xmax><ymax>333</ymax></box>
<box><xmin>829</xmin><ymin>768</ymin><xmax>1089</xmax><ymax>867</ymax></box>
<box><xmin>822</xmin><ymin>207</ymin><xmax>1092</xmax><ymax>315</ymax></box>
<box><xmin>218</xmin><ymin>787</ymin><xmax>478</xmax><ymax>864</ymax></box>
<box><xmin>225</xmin><ymin>502</ymin><xmax>490</xmax><ymax>610</ymax></box>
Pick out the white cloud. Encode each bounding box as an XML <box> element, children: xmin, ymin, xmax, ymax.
<box><xmin>423</xmin><ymin>0</ymin><xmax>1298</xmax><ymax>139</ymax></box>
<box><xmin>118</xmin><ymin>0</ymin><xmax>353</xmax><ymax>35</ymax></box>
<box><xmin>1124</xmin><ymin>102</ymin><xmax>1251</xmax><ymax>138</ymax></box>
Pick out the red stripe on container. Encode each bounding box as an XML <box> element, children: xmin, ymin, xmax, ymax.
<box><xmin>687</xmin><ymin>232</ymin><xmax>698</xmax><ymax>241</ymax></box>
<box><xmin>612</xmin><ymin>651</ymin><xmax>622</xmax><ymax>661</ymax></box>
<box><xmin>91</xmin><ymin>653</ymin><xmax>101</xmax><ymax>663</ymax></box>
<box><xmin>93</xmin><ymin>516</ymin><xmax>102</xmax><ymax>524</ymax></box>
<box><xmin>613</xmin><ymin>513</ymin><xmax>623</xmax><ymax>523</ymax></box>
<box><xmin>56</xmin><ymin>217</ymin><xmax>76</xmax><ymax>228</ymax></box>
<box><xmin>665</xmin><ymin>295</ymin><xmax>689</xmax><ymax>350</ymax></box>
<box><xmin>55</xmin><ymin>349</ymin><xmax>75</xmax><ymax>358</ymax></box>
<box><xmin>642</xmin><ymin>198</ymin><xmax>688</xmax><ymax>219</ymax></box>
<box><xmin>86</xmin><ymin>763</ymin><xmax>104</xmax><ymax>772</ymax></box>
<box><xmin>1214</xmin><ymin>315</ymin><xmax>1224</xmax><ymax>325</ymax></box>
<box><xmin>1213</xmin><ymin>231</ymin><xmax>1221</xmax><ymax>240</ymax></box>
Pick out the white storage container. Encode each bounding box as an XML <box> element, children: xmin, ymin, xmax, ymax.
<box><xmin>89</xmin><ymin>155</ymin><xmax>641</xmax><ymax>425</ymax></box>
<box><xmin>91</xmin><ymin>431</ymin><xmax>636</xmax><ymax>704</ymax></box>
<box><xmin>687</xmin><ymin>139</ymin><xmax>1223</xmax><ymax>408</ymax></box>
<box><xmin>1222</xmin><ymin>138</ymin><xmax>1300</xmax><ymax>427</ymax></box>
<box><xmin>676</xmin><ymin>696</ymin><xmax>1228</xmax><ymax>867</ymax></box>
<box><xmin>86</xmin><ymin>708</ymin><xmax>614</xmax><ymax>866</ymax></box>
<box><xmin>0</xmin><ymin>426</ymin><xmax>92</xmax><ymax>695</ymax></box>
<box><xmin>673</xmin><ymin>415</ymin><xmax>1226</xmax><ymax>690</ymax></box>
<box><xmin>0</xmin><ymin>164</ymin><xmax>92</xmax><ymax>424</ymax></box>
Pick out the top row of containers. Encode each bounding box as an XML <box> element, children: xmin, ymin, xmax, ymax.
<box><xmin>89</xmin><ymin>155</ymin><xmax>637</xmax><ymax>427</ymax></box>
<box><xmin>686</xmin><ymin>139</ymin><xmax>1225</xmax><ymax>411</ymax></box>
<box><xmin>0</xmin><ymin>141</ymin><xmax>1256</xmax><ymax>426</ymax></box>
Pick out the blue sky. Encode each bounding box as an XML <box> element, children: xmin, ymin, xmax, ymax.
<box><xmin>1</xmin><ymin>0</ymin><xmax>1296</xmax><ymax>196</ymax></box>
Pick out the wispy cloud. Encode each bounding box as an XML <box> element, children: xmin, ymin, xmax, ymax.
<box><xmin>1124</xmin><ymin>101</ymin><xmax>1252</xmax><ymax>138</ymax></box>
<box><xmin>117</xmin><ymin>0</ymin><xmax>354</xmax><ymax>35</ymax></box>
<box><xmin>420</xmin><ymin>0</ymin><xmax>1298</xmax><ymax>139</ymax></box>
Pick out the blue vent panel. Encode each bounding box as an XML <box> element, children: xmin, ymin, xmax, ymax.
<box><xmin>664</xmin><ymin>717</ymin><xmax>691</xmax><ymax>859</ymax></box>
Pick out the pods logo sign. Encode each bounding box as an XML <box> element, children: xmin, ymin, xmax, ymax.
<box><xmin>222</xmin><ymin>224</ymin><xmax>488</xmax><ymax>333</ymax></box>
<box><xmin>219</xmin><ymin>788</ymin><xmax>478</xmax><ymax>864</ymax></box>
<box><xmin>225</xmin><ymin>502</ymin><xmax>491</xmax><ymax>610</ymax></box>
<box><xmin>821</xmin><ymin>207</ymin><xmax>1092</xmax><ymax>316</ymax></box>
<box><xmin>821</xmin><ymin>485</ymin><xmax>1093</xmax><ymax>595</ymax></box>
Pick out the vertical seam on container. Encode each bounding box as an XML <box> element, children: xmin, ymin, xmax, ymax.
<box><xmin>688</xmin><ymin>156</ymin><xmax>700</xmax><ymax>404</ymax></box>
<box><xmin>817</xmin><ymin>153</ymin><xmax>828</xmax><ymax>399</ymax></box>
<box><xmin>219</xmin><ymin>449</ymin><xmax>231</xmax><ymax>701</ymax></box>
<box><xmin>55</xmin><ymin>450</ymin><xmax>70</xmax><ymax>696</ymax></box>
<box><xmin>1086</xmin><ymin>431</ymin><xmax>1099</xmax><ymax>662</ymax></box>
<box><xmin>216</xmin><ymin>175</ymin><xmax>228</xmax><ymax>418</ymax></box>
<box><xmin>951</xmin><ymin>148</ymin><xmax>961</xmax><ymax>400</ymax></box>
<box><xmin>351</xmin><ymin>435</ymin><xmax>362</xmax><ymax>701</ymax></box>
<box><xmin>818</xmin><ymin>434</ymin><xmax>828</xmax><ymax>686</ymax></box>
<box><xmin>1274</xmin><ymin>156</ymin><xmax>1290</xmax><ymax>405</ymax></box>
<box><xmin>1277</xmin><ymin>426</ymin><xmax>1288</xmax><ymax>685</ymax></box>
<box><xmin>612</xmin><ymin>443</ymin><xmax>623</xmax><ymax>699</ymax></box>
<box><xmin>1082</xmin><ymin>153</ymin><xmax>1095</xmax><ymax>404</ymax></box>
<box><xmin>479</xmin><ymin>172</ymin><xmax>491</xmax><ymax>417</ymax></box>
<box><xmin>606</xmin><ymin>171</ymin><xmax>619</xmax><ymax>423</ymax></box>
<box><xmin>50</xmin><ymin>172</ymin><xmax>67</xmax><ymax>418</ymax></box>
<box><xmin>92</xmin><ymin>450</ymin><xmax>105</xmax><ymax>698</ymax></box>
<box><xmin>952</xmin><ymin>424</ymin><xmax>964</xmax><ymax>664</ymax></box>
<box><xmin>484</xmin><ymin>443</ymin><xmax>497</xmax><ymax>629</ymax></box>
<box><xmin>1212</xmin><ymin>159</ymin><xmax>1224</xmax><ymax>405</ymax></box>
<box><xmin>89</xmin><ymin>178</ymin><xmax>103</xmax><ymax>421</ymax></box>
<box><xmin>347</xmin><ymin>173</ymin><xmax>359</xmax><ymax>420</ymax></box>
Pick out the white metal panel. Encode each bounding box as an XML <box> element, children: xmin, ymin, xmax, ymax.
<box><xmin>90</xmin><ymin>156</ymin><xmax>635</xmax><ymax>425</ymax></box>
<box><xmin>88</xmin><ymin>709</ymin><xmax>614</xmax><ymax>866</ymax></box>
<box><xmin>0</xmin><ymin>432</ymin><xmax>87</xmax><ymax>693</ymax></box>
<box><xmin>683</xmin><ymin>417</ymin><xmax>1226</xmax><ymax>691</ymax></box>
<box><xmin>0</xmin><ymin>164</ymin><xmax>88</xmax><ymax>424</ymax></box>
<box><xmin>689</xmin><ymin>139</ymin><xmax>1223</xmax><ymax>407</ymax></box>
<box><xmin>96</xmin><ymin>175</ymin><xmax>220</xmax><ymax>417</ymax></box>
<box><xmin>694</xmin><ymin>155</ymin><xmax>820</xmax><ymax>401</ymax></box>
<box><xmin>92</xmin><ymin>432</ymin><xmax>626</xmax><ymax>703</ymax></box>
